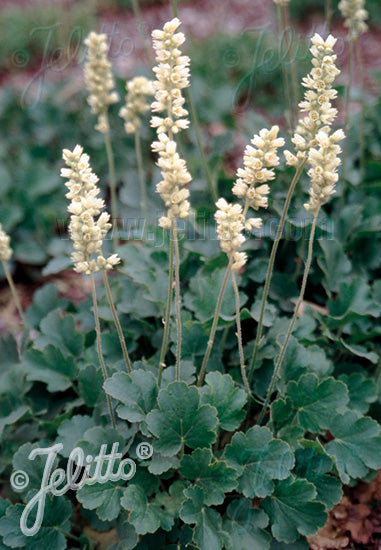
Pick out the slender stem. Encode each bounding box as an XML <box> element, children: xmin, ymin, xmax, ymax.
<box><xmin>232</xmin><ymin>271</ymin><xmax>250</xmax><ymax>395</ymax></box>
<box><xmin>355</xmin><ymin>39</ymin><xmax>365</xmax><ymax>183</ymax></box>
<box><xmin>102</xmin><ymin>270</ymin><xmax>132</xmax><ymax>373</ymax></box>
<box><xmin>104</xmin><ymin>114</ymin><xmax>118</xmax><ymax>251</ymax></box>
<box><xmin>2</xmin><ymin>260</ymin><xmax>25</xmax><ymax>325</ymax></box>
<box><xmin>173</xmin><ymin>224</ymin><xmax>182</xmax><ymax>381</ymax></box>
<box><xmin>90</xmin><ymin>273</ymin><xmax>116</xmax><ymax>428</ymax></box>
<box><xmin>186</xmin><ymin>88</ymin><xmax>218</xmax><ymax>203</ymax></box>
<box><xmin>130</xmin><ymin>0</ymin><xmax>154</xmax><ymax>65</ymax></box>
<box><xmin>158</xmin><ymin>225</ymin><xmax>175</xmax><ymax>386</ymax></box>
<box><xmin>325</xmin><ymin>0</ymin><xmax>332</xmax><ymax>33</ymax></box>
<box><xmin>341</xmin><ymin>38</ymin><xmax>354</xmax><ymax>209</ymax></box>
<box><xmin>197</xmin><ymin>260</ymin><xmax>232</xmax><ymax>387</ymax></box>
<box><xmin>248</xmin><ymin>158</ymin><xmax>307</xmax><ymax>382</ymax></box>
<box><xmin>283</xmin><ymin>4</ymin><xmax>298</xmax><ymax>128</ymax></box>
<box><xmin>135</xmin><ymin>131</ymin><xmax>148</xmax><ymax>226</ymax></box>
<box><xmin>277</xmin><ymin>4</ymin><xmax>294</xmax><ymax>133</ymax></box>
<box><xmin>257</xmin><ymin>211</ymin><xmax>319</xmax><ymax>425</ymax></box>
<box><xmin>171</xmin><ymin>0</ymin><xmax>178</xmax><ymax>17</ymax></box>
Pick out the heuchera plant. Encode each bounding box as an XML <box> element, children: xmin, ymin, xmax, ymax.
<box><xmin>0</xmin><ymin>12</ymin><xmax>380</xmax><ymax>550</ymax></box>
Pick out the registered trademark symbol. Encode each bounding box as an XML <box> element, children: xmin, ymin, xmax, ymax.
<box><xmin>136</xmin><ymin>442</ymin><xmax>153</xmax><ymax>460</ymax></box>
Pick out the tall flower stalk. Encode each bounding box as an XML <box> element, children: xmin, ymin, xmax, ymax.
<box><xmin>84</xmin><ymin>32</ymin><xmax>120</xmax><ymax>250</ymax></box>
<box><xmin>257</xmin><ymin>127</ymin><xmax>345</xmax><ymax>424</ymax></box>
<box><xmin>0</xmin><ymin>224</ymin><xmax>25</xmax><ymax>325</ymax></box>
<box><xmin>197</xmin><ymin>126</ymin><xmax>284</xmax><ymax>387</ymax></box>
<box><xmin>150</xmin><ymin>18</ymin><xmax>191</xmax><ymax>383</ymax></box>
<box><xmin>249</xmin><ymin>33</ymin><xmax>341</xmax><ymax>382</ymax></box>
<box><xmin>61</xmin><ymin>145</ymin><xmax>134</xmax><ymax>424</ymax></box>
<box><xmin>119</xmin><ymin>76</ymin><xmax>154</xmax><ymax>223</ymax></box>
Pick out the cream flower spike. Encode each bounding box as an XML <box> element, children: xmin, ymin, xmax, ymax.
<box><xmin>339</xmin><ymin>0</ymin><xmax>368</xmax><ymax>40</ymax></box>
<box><xmin>150</xmin><ymin>18</ymin><xmax>192</xmax><ymax>229</ymax></box>
<box><xmin>119</xmin><ymin>76</ymin><xmax>154</xmax><ymax>134</ymax></box>
<box><xmin>61</xmin><ymin>145</ymin><xmax>120</xmax><ymax>275</ymax></box>
<box><xmin>304</xmin><ymin>128</ymin><xmax>345</xmax><ymax>214</ymax></box>
<box><xmin>215</xmin><ymin>199</ymin><xmax>248</xmax><ymax>272</ymax></box>
<box><xmin>284</xmin><ymin>34</ymin><xmax>340</xmax><ymax>165</ymax></box>
<box><xmin>233</xmin><ymin>125</ymin><xmax>285</xmax><ymax>211</ymax></box>
<box><xmin>84</xmin><ymin>32</ymin><xmax>119</xmax><ymax>134</ymax></box>
<box><xmin>0</xmin><ymin>224</ymin><xmax>12</xmax><ymax>262</ymax></box>
<box><xmin>151</xmin><ymin>17</ymin><xmax>191</xmax><ymax>135</ymax></box>
<box><xmin>273</xmin><ymin>0</ymin><xmax>291</xmax><ymax>4</ymax></box>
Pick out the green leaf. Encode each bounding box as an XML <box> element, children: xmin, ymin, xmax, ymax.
<box><xmin>34</xmin><ymin>310</ymin><xmax>84</xmax><ymax>357</ymax></box>
<box><xmin>78</xmin><ymin>364</ymin><xmax>103</xmax><ymax>407</ymax></box>
<box><xmin>103</xmin><ymin>370</ymin><xmax>158</xmax><ymax>423</ymax></box>
<box><xmin>339</xmin><ymin>373</ymin><xmax>377</xmax><ymax>414</ymax></box>
<box><xmin>121</xmin><ymin>484</ymin><xmax>175</xmax><ymax>535</ymax></box>
<box><xmin>224</xmin><ymin>499</ymin><xmax>271</xmax><ymax>550</ymax></box>
<box><xmin>147</xmin><ymin>453</ymin><xmax>180</xmax><ymax>475</ymax></box>
<box><xmin>294</xmin><ymin>448</ymin><xmax>342</xmax><ymax>510</ymax></box>
<box><xmin>184</xmin><ymin>268</ymin><xmax>246</xmax><ymax>322</ymax></box>
<box><xmin>271</xmin><ymin>374</ymin><xmax>348</xmax><ymax>433</ymax></box>
<box><xmin>13</xmin><ymin>442</ymin><xmax>59</xmax><ymax>497</ymax></box>
<box><xmin>108</xmin><ymin>519</ymin><xmax>138</xmax><ymax>550</ymax></box>
<box><xmin>318</xmin><ymin>239</ymin><xmax>352</xmax><ymax>294</ymax></box>
<box><xmin>56</xmin><ymin>415</ymin><xmax>96</xmax><ymax>457</ymax></box>
<box><xmin>77</xmin><ymin>482</ymin><xmax>124</xmax><ymax>522</ymax></box>
<box><xmin>339</xmin><ymin>339</ymin><xmax>379</xmax><ymax>364</ymax></box>
<box><xmin>199</xmin><ymin>372</ymin><xmax>247</xmax><ymax>431</ymax></box>
<box><xmin>146</xmin><ymin>382</ymin><xmax>218</xmax><ymax>457</ymax></box>
<box><xmin>0</xmin><ymin>495</ymin><xmax>72</xmax><ymax>549</ymax></box>
<box><xmin>327</xmin><ymin>278</ymin><xmax>381</xmax><ymax>325</ymax></box>
<box><xmin>25</xmin><ymin>284</ymin><xmax>67</xmax><ymax>329</ymax></box>
<box><xmin>21</xmin><ymin>345</ymin><xmax>77</xmax><ymax>392</ymax></box>
<box><xmin>179</xmin><ymin>449</ymin><xmax>237</xmax><ymax>505</ymax></box>
<box><xmin>326</xmin><ymin>411</ymin><xmax>381</xmax><ymax>483</ymax></box>
<box><xmin>224</xmin><ymin>426</ymin><xmax>294</xmax><ymax>498</ymax></box>
<box><xmin>276</xmin><ymin>337</ymin><xmax>332</xmax><ymax>394</ymax></box>
<box><xmin>261</xmin><ymin>477</ymin><xmax>327</xmax><ymax>543</ymax></box>
<box><xmin>180</xmin><ymin>487</ymin><xmax>230</xmax><ymax>550</ymax></box>
<box><xmin>0</xmin><ymin>400</ymin><xmax>29</xmax><ymax>437</ymax></box>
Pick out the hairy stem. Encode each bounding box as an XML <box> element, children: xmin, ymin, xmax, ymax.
<box><xmin>135</xmin><ymin>131</ymin><xmax>148</xmax><ymax>226</ymax></box>
<box><xmin>173</xmin><ymin>224</ymin><xmax>182</xmax><ymax>381</ymax></box>
<box><xmin>232</xmin><ymin>271</ymin><xmax>250</xmax><ymax>395</ymax></box>
<box><xmin>257</xmin><ymin>211</ymin><xmax>319</xmax><ymax>425</ymax></box>
<box><xmin>197</xmin><ymin>260</ymin><xmax>232</xmax><ymax>386</ymax></box>
<box><xmin>104</xmin><ymin>115</ymin><xmax>118</xmax><ymax>251</ymax></box>
<box><xmin>102</xmin><ymin>270</ymin><xmax>132</xmax><ymax>373</ymax></box>
<box><xmin>248</xmin><ymin>158</ymin><xmax>307</xmax><ymax>382</ymax></box>
<box><xmin>2</xmin><ymin>260</ymin><xmax>25</xmax><ymax>326</ymax></box>
<box><xmin>158</xmin><ymin>225</ymin><xmax>175</xmax><ymax>386</ymax></box>
<box><xmin>90</xmin><ymin>273</ymin><xmax>116</xmax><ymax>428</ymax></box>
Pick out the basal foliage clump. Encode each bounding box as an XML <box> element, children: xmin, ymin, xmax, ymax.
<box><xmin>0</xmin><ymin>6</ymin><xmax>380</xmax><ymax>550</ymax></box>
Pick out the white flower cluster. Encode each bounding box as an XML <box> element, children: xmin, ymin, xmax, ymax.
<box><xmin>84</xmin><ymin>32</ymin><xmax>119</xmax><ymax>134</ymax></box>
<box><xmin>152</xmin><ymin>134</ymin><xmax>191</xmax><ymax>228</ymax></box>
<box><xmin>304</xmin><ymin>129</ymin><xmax>345</xmax><ymax>214</ymax></box>
<box><xmin>284</xmin><ymin>34</ymin><xmax>340</xmax><ymax>166</ymax></box>
<box><xmin>339</xmin><ymin>0</ymin><xmax>368</xmax><ymax>40</ymax></box>
<box><xmin>151</xmin><ymin>17</ymin><xmax>190</xmax><ymax>135</ymax></box>
<box><xmin>119</xmin><ymin>76</ymin><xmax>154</xmax><ymax>134</ymax></box>
<box><xmin>233</xmin><ymin>126</ymin><xmax>285</xmax><ymax>211</ymax></box>
<box><xmin>215</xmin><ymin>199</ymin><xmax>249</xmax><ymax>272</ymax></box>
<box><xmin>151</xmin><ymin>18</ymin><xmax>192</xmax><ymax>229</ymax></box>
<box><xmin>0</xmin><ymin>223</ymin><xmax>12</xmax><ymax>262</ymax></box>
<box><xmin>61</xmin><ymin>145</ymin><xmax>120</xmax><ymax>275</ymax></box>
